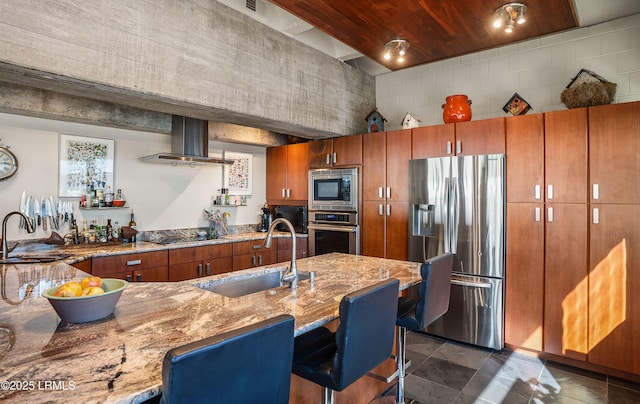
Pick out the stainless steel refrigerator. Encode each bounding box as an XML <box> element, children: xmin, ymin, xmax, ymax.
<box><xmin>408</xmin><ymin>154</ymin><xmax>505</xmax><ymax>350</ymax></box>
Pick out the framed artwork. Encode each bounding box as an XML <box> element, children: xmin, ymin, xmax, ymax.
<box><xmin>58</xmin><ymin>134</ymin><xmax>114</xmax><ymax>197</ymax></box>
<box><xmin>502</xmin><ymin>92</ymin><xmax>532</xmax><ymax>116</ymax></box>
<box><xmin>223</xmin><ymin>151</ymin><xmax>252</xmax><ymax>195</ymax></box>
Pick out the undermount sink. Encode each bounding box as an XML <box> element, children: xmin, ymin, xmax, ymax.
<box><xmin>0</xmin><ymin>254</ymin><xmax>72</xmax><ymax>265</ymax></box>
<box><xmin>197</xmin><ymin>270</ymin><xmax>312</xmax><ymax>298</ymax></box>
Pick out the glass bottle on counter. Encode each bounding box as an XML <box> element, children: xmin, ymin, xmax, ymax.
<box><xmin>113</xmin><ymin>221</ymin><xmax>121</xmax><ymax>241</ymax></box>
<box><xmin>82</xmin><ymin>220</ymin><xmax>89</xmax><ymax>244</ymax></box>
<box><xmin>71</xmin><ymin>219</ymin><xmax>79</xmax><ymax>245</ymax></box>
<box><xmin>128</xmin><ymin>211</ymin><xmax>137</xmax><ymax>243</ymax></box>
<box><xmin>106</xmin><ymin>219</ymin><xmax>113</xmax><ymax>242</ymax></box>
<box><xmin>88</xmin><ymin>220</ymin><xmax>96</xmax><ymax>243</ymax></box>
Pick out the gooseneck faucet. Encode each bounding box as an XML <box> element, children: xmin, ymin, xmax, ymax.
<box><xmin>2</xmin><ymin>211</ymin><xmax>35</xmax><ymax>259</ymax></box>
<box><xmin>264</xmin><ymin>218</ymin><xmax>298</xmax><ymax>289</ymax></box>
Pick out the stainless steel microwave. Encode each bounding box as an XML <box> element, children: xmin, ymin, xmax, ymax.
<box><xmin>308</xmin><ymin>167</ymin><xmax>358</xmax><ymax>212</ymax></box>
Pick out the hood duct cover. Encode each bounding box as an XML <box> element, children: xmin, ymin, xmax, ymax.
<box><xmin>139</xmin><ymin>116</ymin><xmax>234</xmax><ymax>165</ymax></box>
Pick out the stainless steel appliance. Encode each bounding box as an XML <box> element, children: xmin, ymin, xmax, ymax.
<box><xmin>308</xmin><ymin>167</ymin><xmax>358</xmax><ymax>212</ymax></box>
<box><xmin>408</xmin><ymin>154</ymin><xmax>505</xmax><ymax>350</ymax></box>
<box><xmin>274</xmin><ymin>205</ymin><xmax>308</xmax><ymax>234</ymax></box>
<box><xmin>308</xmin><ymin>211</ymin><xmax>359</xmax><ymax>256</ymax></box>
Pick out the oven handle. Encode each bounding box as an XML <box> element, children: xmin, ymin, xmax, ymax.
<box><xmin>308</xmin><ymin>223</ymin><xmax>358</xmax><ymax>233</ymax></box>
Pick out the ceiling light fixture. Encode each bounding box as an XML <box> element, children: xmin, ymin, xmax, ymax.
<box><xmin>383</xmin><ymin>39</ymin><xmax>410</xmax><ymax>63</ymax></box>
<box><xmin>493</xmin><ymin>2</ymin><xmax>527</xmax><ymax>34</ymax></box>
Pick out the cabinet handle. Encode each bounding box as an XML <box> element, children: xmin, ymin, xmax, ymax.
<box><xmin>593</xmin><ymin>208</ymin><xmax>599</xmax><ymax>224</ymax></box>
<box><xmin>198</xmin><ymin>263</ymin><xmax>203</xmax><ymax>277</ymax></box>
<box><xmin>446</xmin><ymin>141</ymin><xmax>452</xmax><ymax>155</ymax></box>
<box><xmin>456</xmin><ymin>140</ymin><xmax>461</xmax><ymax>154</ymax></box>
<box><xmin>126</xmin><ymin>259</ymin><xmax>142</xmax><ymax>266</ymax></box>
<box><xmin>258</xmin><ymin>255</ymin><xmax>263</xmax><ymax>266</ymax></box>
<box><xmin>378</xmin><ymin>187</ymin><xmax>383</xmax><ymax>199</ymax></box>
<box><xmin>252</xmin><ymin>244</ymin><xmax>262</xmax><ymax>250</ymax></box>
<box><xmin>547</xmin><ymin>207</ymin><xmax>554</xmax><ymax>222</ymax></box>
<box><xmin>136</xmin><ymin>273</ymin><xmax>142</xmax><ymax>282</ymax></box>
<box><xmin>206</xmin><ymin>263</ymin><xmax>211</xmax><ymax>276</ymax></box>
<box><xmin>378</xmin><ymin>204</ymin><xmax>383</xmax><ymax>216</ymax></box>
<box><xmin>252</xmin><ymin>256</ymin><xmax>256</xmax><ymax>267</ymax></box>
<box><xmin>326</xmin><ymin>153</ymin><xmax>330</xmax><ymax>165</ymax></box>
<box><xmin>386</xmin><ymin>204</ymin><xmax>391</xmax><ymax>216</ymax></box>
<box><xmin>535</xmin><ymin>207</ymin><xmax>541</xmax><ymax>222</ymax></box>
<box><xmin>286</xmin><ymin>189</ymin><xmax>291</xmax><ymax>198</ymax></box>
<box><xmin>593</xmin><ymin>184</ymin><xmax>599</xmax><ymax>200</ymax></box>
<box><xmin>332</xmin><ymin>152</ymin><xmax>337</xmax><ymax>164</ymax></box>
<box><xmin>302</xmin><ymin>252</ymin><xmax>307</xmax><ymax>258</ymax></box>
<box><xmin>386</xmin><ymin>187</ymin><xmax>391</xmax><ymax>199</ymax></box>
<box><xmin>534</xmin><ymin>185</ymin><xmax>541</xmax><ymax>200</ymax></box>
<box><xmin>281</xmin><ymin>188</ymin><xmax>285</xmax><ymax>198</ymax></box>
<box><xmin>126</xmin><ymin>274</ymin><xmax>132</xmax><ymax>282</ymax></box>
<box><xmin>547</xmin><ymin>185</ymin><xmax>553</xmax><ymax>200</ymax></box>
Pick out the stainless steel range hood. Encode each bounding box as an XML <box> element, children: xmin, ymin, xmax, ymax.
<box><xmin>140</xmin><ymin>116</ymin><xmax>234</xmax><ymax>165</ymax></box>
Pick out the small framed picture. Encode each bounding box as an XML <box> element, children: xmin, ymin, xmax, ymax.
<box><xmin>59</xmin><ymin>134</ymin><xmax>114</xmax><ymax>197</ymax></box>
<box><xmin>223</xmin><ymin>151</ymin><xmax>253</xmax><ymax>195</ymax></box>
<box><xmin>502</xmin><ymin>93</ymin><xmax>532</xmax><ymax>116</ymax></box>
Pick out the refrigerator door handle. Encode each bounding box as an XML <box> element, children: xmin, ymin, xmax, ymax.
<box><xmin>451</xmin><ymin>279</ymin><xmax>492</xmax><ymax>288</ymax></box>
<box><xmin>443</xmin><ymin>177</ymin><xmax>451</xmax><ymax>253</ymax></box>
<box><xmin>450</xmin><ymin>177</ymin><xmax>459</xmax><ymax>254</ymax></box>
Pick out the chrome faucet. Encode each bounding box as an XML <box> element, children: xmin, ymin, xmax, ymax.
<box><xmin>2</xmin><ymin>211</ymin><xmax>35</xmax><ymax>259</ymax></box>
<box><xmin>264</xmin><ymin>218</ymin><xmax>298</xmax><ymax>289</ymax></box>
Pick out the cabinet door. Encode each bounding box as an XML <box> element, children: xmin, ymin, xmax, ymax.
<box><xmin>589</xmin><ymin>102</ymin><xmax>640</xmax><ymax>204</ymax></box>
<box><xmin>543</xmin><ymin>203</ymin><xmax>588</xmax><ymax>361</ymax></box>
<box><xmin>362</xmin><ymin>131</ymin><xmax>386</xmax><ymax>201</ymax></box>
<box><xmin>588</xmin><ymin>204</ymin><xmax>640</xmax><ymax>375</ymax></box>
<box><xmin>386</xmin><ymin>130</ymin><xmax>411</xmax><ymax>202</ymax></box>
<box><xmin>506</xmin><ymin>114</ymin><xmax>544</xmax><ymax>203</ymax></box>
<box><xmin>385</xmin><ymin>201</ymin><xmax>408</xmax><ymax>260</ymax></box>
<box><xmin>285</xmin><ymin>142</ymin><xmax>309</xmax><ymax>202</ymax></box>
<box><xmin>266</xmin><ymin>146</ymin><xmax>288</xmax><ymax>203</ymax></box>
<box><xmin>209</xmin><ymin>257</ymin><xmax>233</xmax><ymax>275</ymax></box>
<box><xmin>308</xmin><ymin>139</ymin><xmax>332</xmax><ymax>168</ymax></box>
<box><xmin>455</xmin><ymin>118</ymin><xmax>505</xmax><ymax>155</ymax></box>
<box><xmin>233</xmin><ymin>254</ymin><xmax>256</xmax><ymax>271</ymax></box>
<box><xmin>256</xmin><ymin>250</ymin><xmax>277</xmax><ymax>267</ymax></box>
<box><xmin>545</xmin><ymin>108</ymin><xmax>588</xmax><ymax>204</ymax></box>
<box><xmin>131</xmin><ymin>266</ymin><xmax>169</xmax><ymax>282</ymax></box>
<box><xmin>411</xmin><ymin>124</ymin><xmax>455</xmax><ymax>159</ymax></box>
<box><xmin>362</xmin><ymin>201</ymin><xmax>385</xmax><ymax>258</ymax></box>
<box><xmin>332</xmin><ymin>135</ymin><xmax>362</xmax><ymax>166</ymax></box>
<box><xmin>169</xmin><ymin>261</ymin><xmax>203</xmax><ymax>282</ymax></box>
<box><xmin>505</xmin><ymin>203</ymin><xmax>544</xmax><ymax>350</ymax></box>
<box><xmin>277</xmin><ymin>237</ymin><xmax>308</xmax><ymax>262</ymax></box>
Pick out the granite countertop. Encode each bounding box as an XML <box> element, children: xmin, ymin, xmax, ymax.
<box><xmin>0</xmin><ymin>252</ymin><xmax>421</xmax><ymax>403</ymax></box>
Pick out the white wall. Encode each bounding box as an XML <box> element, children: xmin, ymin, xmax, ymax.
<box><xmin>0</xmin><ymin>114</ymin><xmax>267</xmax><ymax>241</ymax></box>
<box><xmin>376</xmin><ymin>14</ymin><xmax>640</xmax><ymax>129</ymax></box>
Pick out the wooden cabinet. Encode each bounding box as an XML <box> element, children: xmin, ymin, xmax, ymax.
<box><xmin>266</xmin><ymin>142</ymin><xmax>309</xmax><ymax>205</ymax></box>
<box><xmin>589</xmin><ymin>102</ymin><xmax>640</xmax><ymax>204</ymax></box>
<box><xmin>411</xmin><ymin>118</ymin><xmax>505</xmax><ymax>158</ymax></box>
<box><xmin>232</xmin><ymin>239</ymin><xmax>277</xmax><ymax>271</ymax></box>
<box><xmin>308</xmin><ymin>135</ymin><xmax>362</xmax><ymax>168</ymax></box>
<box><xmin>277</xmin><ymin>236</ymin><xmax>308</xmax><ymax>262</ymax></box>
<box><xmin>362</xmin><ymin>129</ymin><xmax>410</xmax><ymax>260</ymax></box>
<box><xmin>168</xmin><ymin>243</ymin><xmax>233</xmax><ymax>282</ymax></box>
<box><xmin>588</xmin><ymin>204</ymin><xmax>640</xmax><ymax>375</ymax></box>
<box><xmin>505</xmin><ymin>114</ymin><xmax>544</xmax><ymax>203</ymax></box>
<box><xmin>91</xmin><ymin>250</ymin><xmax>169</xmax><ymax>282</ymax></box>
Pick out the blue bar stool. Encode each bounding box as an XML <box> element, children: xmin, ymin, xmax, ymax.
<box><xmin>292</xmin><ymin>278</ymin><xmax>400</xmax><ymax>404</ymax></box>
<box><xmin>159</xmin><ymin>314</ymin><xmax>294</xmax><ymax>404</ymax></box>
<box><xmin>395</xmin><ymin>253</ymin><xmax>454</xmax><ymax>404</ymax></box>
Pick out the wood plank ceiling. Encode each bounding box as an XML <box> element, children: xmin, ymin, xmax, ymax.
<box><xmin>269</xmin><ymin>0</ymin><xmax>579</xmax><ymax>71</ymax></box>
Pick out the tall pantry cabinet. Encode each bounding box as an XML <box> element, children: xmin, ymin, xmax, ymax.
<box><xmin>505</xmin><ymin>108</ymin><xmax>589</xmax><ymax>360</ymax></box>
<box><xmin>587</xmin><ymin>102</ymin><xmax>640</xmax><ymax>376</ymax></box>
<box><xmin>362</xmin><ymin>129</ymin><xmax>410</xmax><ymax>260</ymax></box>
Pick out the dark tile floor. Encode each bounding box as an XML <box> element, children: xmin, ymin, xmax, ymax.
<box><xmin>377</xmin><ymin>332</ymin><xmax>640</xmax><ymax>404</ymax></box>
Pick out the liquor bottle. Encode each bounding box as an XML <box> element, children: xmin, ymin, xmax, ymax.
<box><xmin>106</xmin><ymin>219</ymin><xmax>113</xmax><ymax>242</ymax></box>
<box><xmin>129</xmin><ymin>211</ymin><xmax>137</xmax><ymax>243</ymax></box>
<box><xmin>71</xmin><ymin>219</ymin><xmax>79</xmax><ymax>245</ymax></box>
<box><xmin>82</xmin><ymin>220</ymin><xmax>89</xmax><ymax>244</ymax></box>
<box><xmin>113</xmin><ymin>221</ymin><xmax>121</xmax><ymax>241</ymax></box>
<box><xmin>105</xmin><ymin>186</ymin><xmax>114</xmax><ymax>207</ymax></box>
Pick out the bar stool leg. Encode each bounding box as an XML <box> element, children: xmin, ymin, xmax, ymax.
<box><xmin>323</xmin><ymin>386</ymin><xmax>335</xmax><ymax>404</ymax></box>
<box><xmin>395</xmin><ymin>326</ymin><xmax>407</xmax><ymax>404</ymax></box>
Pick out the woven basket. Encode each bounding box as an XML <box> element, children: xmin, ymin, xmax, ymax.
<box><xmin>561</xmin><ymin>81</ymin><xmax>617</xmax><ymax>109</ymax></box>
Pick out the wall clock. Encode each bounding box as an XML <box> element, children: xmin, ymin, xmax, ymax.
<box><xmin>0</xmin><ymin>146</ymin><xmax>18</xmax><ymax>180</ymax></box>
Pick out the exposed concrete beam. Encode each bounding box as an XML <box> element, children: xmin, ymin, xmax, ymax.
<box><xmin>208</xmin><ymin>122</ymin><xmax>288</xmax><ymax>147</ymax></box>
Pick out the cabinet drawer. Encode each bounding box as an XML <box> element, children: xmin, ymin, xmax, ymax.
<box><xmin>92</xmin><ymin>251</ymin><xmax>168</xmax><ymax>276</ymax></box>
<box><xmin>233</xmin><ymin>239</ymin><xmax>275</xmax><ymax>255</ymax></box>
<box><xmin>203</xmin><ymin>243</ymin><xmax>233</xmax><ymax>260</ymax></box>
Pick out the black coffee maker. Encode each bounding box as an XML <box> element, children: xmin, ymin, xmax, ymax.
<box><xmin>259</xmin><ymin>206</ymin><xmax>272</xmax><ymax>232</ymax></box>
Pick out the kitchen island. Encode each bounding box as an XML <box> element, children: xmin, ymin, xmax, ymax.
<box><xmin>0</xmin><ymin>249</ymin><xmax>421</xmax><ymax>403</ymax></box>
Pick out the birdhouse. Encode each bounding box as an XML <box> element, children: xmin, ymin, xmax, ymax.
<box><xmin>401</xmin><ymin>112</ymin><xmax>421</xmax><ymax>129</ymax></box>
<box><xmin>365</xmin><ymin>109</ymin><xmax>387</xmax><ymax>133</ymax></box>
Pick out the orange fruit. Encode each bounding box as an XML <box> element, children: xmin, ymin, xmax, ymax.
<box><xmin>54</xmin><ymin>281</ymin><xmax>83</xmax><ymax>297</ymax></box>
<box><xmin>82</xmin><ymin>286</ymin><xmax>105</xmax><ymax>296</ymax></box>
<box><xmin>80</xmin><ymin>276</ymin><xmax>102</xmax><ymax>290</ymax></box>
